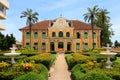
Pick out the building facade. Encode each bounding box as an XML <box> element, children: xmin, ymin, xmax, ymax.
<box><xmin>0</xmin><ymin>0</ymin><xmax>9</xmax><ymax>30</ymax></box>
<box><xmin>20</xmin><ymin>17</ymin><xmax>101</xmax><ymax>52</ymax></box>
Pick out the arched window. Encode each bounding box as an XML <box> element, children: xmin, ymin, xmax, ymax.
<box><xmin>76</xmin><ymin>32</ymin><xmax>80</xmax><ymax>38</ymax></box>
<box><xmin>42</xmin><ymin>32</ymin><xmax>46</xmax><ymax>39</ymax></box>
<box><xmin>84</xmin><ymin>32</ymin><xmax>88</xmax><ymax>39</ymax></box>
<box><xmin>66</xmin><ymin>32</ymin><xmax>70</xmax><ymax>37</ymax></box>
<box><xmin>59</xmin><ymin>31</ymin><xmax>63</xmax><ymax>37</ymax></box>
<box><xmin>52</xmin><ymin>32</ymin><xmax>56</xmax><ymax>37</ymax></box>
<box><xmin>93</xmin><ymin>32</ymin><xmax>96</xmax><ymax>39</ymax></box>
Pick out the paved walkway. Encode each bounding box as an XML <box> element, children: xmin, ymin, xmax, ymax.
<box><xmin>48</xmin><ymin>53</ymin><xmax>71</xmax><ymax>80</ymax></box>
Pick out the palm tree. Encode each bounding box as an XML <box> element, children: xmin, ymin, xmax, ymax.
<box><xmin>83</xmin><ymin>5</ymin><xmax>99</xmax><ymax>49</ymax></box>
<box><xmin>20</xmin><ymin>9</ymin><xmax>39</xmax><ymax>49</ymax></box>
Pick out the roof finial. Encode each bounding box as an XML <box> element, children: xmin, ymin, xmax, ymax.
<box><xmin>60</xmin><ymin>14</ymin><xmax>62</xmax><ymax>17</ymax></box>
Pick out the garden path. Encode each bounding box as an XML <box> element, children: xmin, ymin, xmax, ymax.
<box><xmin>48</xmin><ymin>53</ymin><xmax>71</xmax><ymax>80</ymax></box>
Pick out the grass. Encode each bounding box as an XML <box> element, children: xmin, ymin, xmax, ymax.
<box><xmin>115</xmin><ymin>57</ymin><xmax>120</xmax><ymax>63</ymax></box>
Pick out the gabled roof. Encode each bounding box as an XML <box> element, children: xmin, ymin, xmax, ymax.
<box><xmin>19</xmin><ymin>20</ymin><xmax>51</xmax><ymax>30</ymax></box>
<box><xmin>19</xmin><ymin>19</ymin><xmax>101</xmax><ymax>31</ymax></box>
<box><xmin>71</xmin><ymin>20</ymin><xmax>101</xmax><ymax>30</ymax></box>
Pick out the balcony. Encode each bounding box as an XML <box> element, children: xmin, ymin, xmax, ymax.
<box><xmin>0</xmin><ymin>11</ymin><xmax>6</xmax><ymax>19</ymax></box>
<box><xmin>0</xmin><ymin>0</ymin><xmax>9</xmax><ymax>9</ymax></box>
<box><xmin>0</xmin><ymin>24</ymin><xmax>6</xmax><ymax>30</ymax></box>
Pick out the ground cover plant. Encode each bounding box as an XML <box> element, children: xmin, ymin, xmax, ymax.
<box><xmin>0</xmin><ymin>48</ymin><xmax>56</xmax><ymax>80</ymax></box>
<box><xmin>65</xmin><ymin>49</ymin><xmax>119</xmax><ymax>80</ymax></box>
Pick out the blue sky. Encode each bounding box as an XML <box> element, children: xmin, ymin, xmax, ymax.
<box><xmin>1</xmin><ymin>0</ymin><xmax>120</xmax><ymax>43</ymax></box>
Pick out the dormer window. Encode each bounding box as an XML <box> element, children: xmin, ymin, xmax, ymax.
<box><xmin>68</xmin><ymin>22</ymin><xmax>71</xmax><ymax>27</ymax></box>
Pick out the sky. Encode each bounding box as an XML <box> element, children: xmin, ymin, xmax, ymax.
<box><xmin>0</xmin><ymin>0</ymin><xmax>120</xmax><ymax>43</ymax></box>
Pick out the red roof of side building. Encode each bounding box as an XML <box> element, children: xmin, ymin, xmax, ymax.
<box><xmin>19</xmin><ymin>19</ymin><xmax>101</xmax><ymax>31</ymax></box>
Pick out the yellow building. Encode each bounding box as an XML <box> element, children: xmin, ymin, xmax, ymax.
<box><xmin>0</xmin><ymin>0</ymin><xmax>9</xmax><ymax>30</ymax></box>
<box><xmin>20</xmin><ymin>17</ymin><xmax>101</xmax><ymax>52</ymax></box>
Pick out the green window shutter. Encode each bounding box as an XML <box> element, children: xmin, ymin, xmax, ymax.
<box><xmin>26</xmin><ymin>43</ymin><xmax>30</xmax><ymax>48</ymax></box>
<box><xmin>76</xmin><ymin>43</ymin><xmax>80</xmax><ymax>50</ymax></box>
<box><xmin>84</xmin><ymin>43</ymin><xmax>88</xmax><ymax>50</ymax></box>
<box><xmin>26</xmin><ymin>32</ymin><xmax>30</xmax><ymax>39</ymax></box>
<box><xmin>93</xmin><ymin>43</ymin><xmax>96</xmax><ymax>48</ymax></box>
<box><xmin>42</xmin><ymin>32</ymin><xmax>46</xmax><ymax>39</ymax></box>
<box><xmin>76</xmin><ymin>32</ymin><xmax>80</xmax><ymax>38</ymax></box>
<box><xmin>52</xmin><ymin>32</ymin><xmax>56</xmax><ymax>37</ymax></box>
<box><xmin>59</xmin><ymin>31</ymin><xmax>63</xmax><ymax>37</ymax></box>
<box><xmin>84</xmin><ymin>32</ymin><xmax>88</xmax><ymax>39</ymax></box>
<box><xmin>93</xmin><ymin>32</ymin><xmax>96</xmax><ymax>39</ymax></box>
<box><xmin>42</xmin><ymin>43</ymin><xmax>46</xmax><ymax>50</ymax></box>
<box><xmin>34</xmin><ymin>42</ymin><xmax>38</xmax><ymax>50</ymax></box>
<box><xmin>66</xmin><ymin>32</ymin><xmax>70</xmax><ymax>37</ymax></box>
<box><xmin>34</xmin><ymin>32</ymin><xmax>38</xmax><ymax>39</ymax></box>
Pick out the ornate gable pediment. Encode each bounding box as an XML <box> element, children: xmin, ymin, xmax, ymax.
<box><xmin>51</xmin><ymin>17</ymin><xmax>70</xmax><ymax>28</ymax></box>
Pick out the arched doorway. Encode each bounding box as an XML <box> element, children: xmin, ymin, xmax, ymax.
<box><xmin>58</xmin><ymin>42</ymin><xmax>64</xmax><ymax>51</ymax></box>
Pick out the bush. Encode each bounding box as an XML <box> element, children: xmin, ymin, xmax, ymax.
<box><xmin>65</xmin><ymin>51</ymin><xmax>74</xmax><ymax>54</ymax></box>
<box><xmin>48</xmin><ymin>51</ymin><xmax>57</xmax><ymax>54</ymax></box>
<box><xmin>66</xmin><ymin>53</ymin><xmax>90</xmax><ymax>70</ymax></box>
<box><xmin>71</xmin><ymin>64</ymin><xmax>85</xmax><ymax>80</ymax></box>
<box><xmin>80</xmin><ymin>71</ymin><xmax>112</xmax><ymax>80</ymax></box>
<box><xmin>20</xmin><ymin>48</ymin><xmax>39</xmax><ymax>57</ymax></box>
<box><xmin>90</xmin><ymin>53</ymin><xmax>106</xmax><ymax>63</ymax></box>
<box><xmin>26</xmin><ymin>53</ymin><xmax>56</xmax><ymax>69</ymax></box>
<box><xmin>115</xmin><ymin>52</ymin><xmax>120</xmax><ymax>57</ymax></box>
<box><xmin>14</xmin><ymin>64</ymin><xmax>48</xmax><ymax>80</ymax></box>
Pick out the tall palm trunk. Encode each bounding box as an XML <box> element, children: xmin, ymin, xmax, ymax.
<box><xmin>91</xmin><ymin>18</ymin><xmax>94</xmax><ymax>49</ymax></box>
<box><xmin>29</xmin><ymin>17</ymin><xmax>32</xmax><ymax>49</ymax></box>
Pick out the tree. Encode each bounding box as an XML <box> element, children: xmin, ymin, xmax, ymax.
<box><xmin>95</xmin><ymin>8</ymin><xmax>114</xmax><ymax>46</ymax></box>
<box><xmin>83</xmin><ymin>5</ymin><xmax>99</xmax><ymax>49</ymax></box>
<box><xmin>114</xmin><ymin>40</ymin><xmax>120</xmax><ymax>47</ymax></box>
<box><xmin>20</xmin><ymin>9</ymin><xmax>39</xmax><ymax>49</ymax></box>
<box><xmin>0</xmin><ymin>33</ymin><xmax>16</xmax><ymax>50</ymax></box>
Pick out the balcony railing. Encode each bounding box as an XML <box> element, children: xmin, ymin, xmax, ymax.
<box><xmin>0</xmin><ymin>0</ymin><xmax>9</xmax><ymax>8</ymax></box>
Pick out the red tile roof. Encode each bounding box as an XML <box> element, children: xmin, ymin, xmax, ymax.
<box><xmin>19</xmin><ymin>19</ymin><xmax>101</xmax><ymax>31</ymax></box>
<box><xmin>71</xmin><ymin>20</ymin><xmax>101</xmax><ymax>30</ymax></box>
<box><xmin>19</xmin><ymin>20</ymin><xmax>51</xmax><ymax>30</ymax></box>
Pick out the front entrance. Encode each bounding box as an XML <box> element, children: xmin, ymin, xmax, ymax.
<box><xmin>58</xmin><ymin>42</ymin><xmax>64</xmax><ymax>48</ymax></box>
<box><xmin>58</xmin><ymin>42</ymin><xmax>64</xmax><ymax>50</ymax></box>
<box><xmin>67</xmin><ymin>42</ymin><xmax>71</xmax><ymax>51</ymax></box>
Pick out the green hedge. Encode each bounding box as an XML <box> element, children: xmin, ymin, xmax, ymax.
<box><xmin>71</xmin><ymin>64</ymin><xmax>112</xmax><ymax>80</ymax></box>
<box><xmin>71</xmin><ymin>64</ymin><xmax>85</xmax><ymax>80</ymax></box>
<box><xmin>65</xmin><ymin>51</ymin><xmax>74</xmax><ymax>54</ymax></box>
<box><xmin>20</xmin><ymin>48</ymin><xmax>39</xmax><ymax>57</ymax></box>
<box><xmin>65</xmin><ymin>53</ymin><xmax>90</xmax><ymax>70</ymax></box>
<box><xmin>26</xmin><ymin>53</ymin><xmax>56</xmax><ymax>69</ymax></box>
<box><xmin>80</xmin><ymin>71</ymin><xmax>112</xmax><ymax>80</ymax></box>
<box><xmin>14</xmin><ymin>64</ymin><xmax>48</xmax><ymax>80</ymax></box>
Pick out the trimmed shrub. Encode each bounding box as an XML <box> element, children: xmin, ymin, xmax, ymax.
<box><xmin>20</xmin><ymin>48</ymin><xmax>39</xmax><ymax>57</ymax></box>
<box><xmin>80</xmin><ymin>71</ymin><xmax>112</xmax><ymax>80</ymax></box>
<box><xmin>26</xmin><ymin>53</ymin><xmax>56</xmax><ymax>69</ymax></box>
<box><xmin>48</xmin><ymin>51</ymin><xmax>57</xmax><ymax>54</ymax></box>
<box><xmin>14</xmin><ymin>64</ymin><xmax>48</xmax><ymax>80</ymax></box>
<box><xmin>65</xmin><ymin>51</ymin><xmax>74</xmax><ymax>54</ymax></box>
<box><xmin>71</xmin><ymin>64</ymin><xmax>85</xmax><ymax>80</ymax></box>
